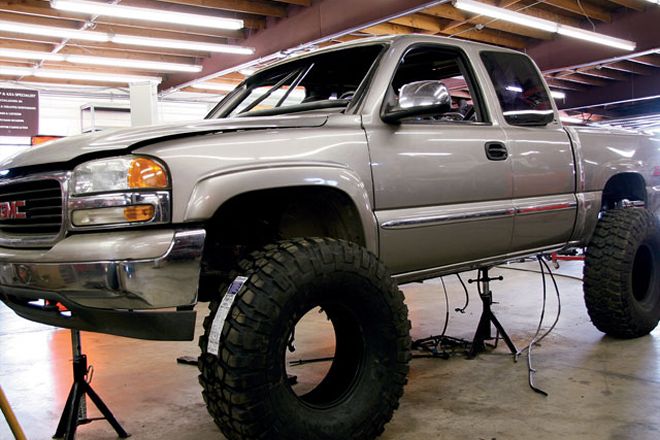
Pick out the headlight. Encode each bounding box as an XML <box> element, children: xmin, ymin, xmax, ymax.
<box><xmin>68</xmin><ymin>156</ymin><xmax>171</xmax><ymax>229</ymax></box>
<box><xmin>71</xmin><ymin>156</ymin><xmax>169</xmax><ymax>195</ymax></box>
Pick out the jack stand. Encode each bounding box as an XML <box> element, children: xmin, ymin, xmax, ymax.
<box><xmin>467</xmin><ymin>268</ymin><xmax>518</xmax><ymax>359</ymax></box>
<box><xmin>53</xmin><ymin>330</ymin><xmax>130</xmax><ymax>440</ymax></box>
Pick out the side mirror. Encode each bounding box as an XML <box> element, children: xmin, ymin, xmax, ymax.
<box><xmin>382</xmin><ymin>80</ymin><xmax>452</xmax><ymax>123</ymax></box>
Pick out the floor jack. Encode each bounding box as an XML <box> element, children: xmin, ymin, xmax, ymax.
<box><xmin>53</xmin><ymin>330</ymin><xmax>130</xmax><ymax>439</ymax></box>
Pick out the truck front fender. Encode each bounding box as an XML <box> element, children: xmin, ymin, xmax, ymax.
<box><xmin>183</xmin><ymin>165</ymin><xmax>378</xmax><ymax>254</ymax></box>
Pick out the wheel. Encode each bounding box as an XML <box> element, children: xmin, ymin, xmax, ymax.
<box><xmin>198</xmin><ymin>238</ymin><xmax>411</xmax><ymax>440</ymax></box>
<box><xmin>584</xmin><ymin>208</ymin><xmax>660</xmax><ymax>338</ymax></box>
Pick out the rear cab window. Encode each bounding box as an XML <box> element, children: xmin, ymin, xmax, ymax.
<box><xmin>480</xmin><ymin>51</ymin><xmax>554</xmax><ymax>126</ymax></box>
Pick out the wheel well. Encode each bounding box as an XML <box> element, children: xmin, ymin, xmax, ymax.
<box><xmin>601</xmin><ymin>173</ymin><xmax>646</xmax><ymax>210</ymax></box>
<box><xmin>198</xmin><ymin>186</ymin><xmax>366</xmax><ymax>300</ymax></box>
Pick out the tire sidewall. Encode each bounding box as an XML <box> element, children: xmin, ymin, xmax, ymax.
<box><xmin>265</xmin><ymin>269</ymin><xmax>402</xmax><ymax>438</ymax></box>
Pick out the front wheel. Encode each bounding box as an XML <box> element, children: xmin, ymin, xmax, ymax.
<box><xmin>584</xmin><ymin>208</ymin><xmax>660</xmax><ymax>338</ymax></box>
<box><xmin>198</xmin><ymin>238</ymin><xmax>411</xmax><ymax>440</ymax></box>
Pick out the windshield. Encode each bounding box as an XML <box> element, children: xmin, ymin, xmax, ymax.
<box><xmin>207</xmin><ymin>44</ymin><xmax>385</xmax><ymax>119</ymax></box>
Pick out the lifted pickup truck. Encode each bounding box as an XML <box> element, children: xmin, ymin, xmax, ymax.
<box><xmin>1</xmin><ymin>35</ymin><xmax>659</xmax><ymax>440</ymax></box>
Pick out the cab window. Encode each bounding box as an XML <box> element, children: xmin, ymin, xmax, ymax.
<box><xmin>480</xmin><ymin>51</ymin><xmax>553</xmax><ymax>126</ymax></box>
<box><xmin>388</xmin><ymin>45</ymin><xmax>487</xmax><ymax>123</ymax></box>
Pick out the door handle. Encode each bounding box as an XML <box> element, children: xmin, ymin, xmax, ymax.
<box><xmin>485</xmin><ymin>141</ymin><xmax>508</xmax><ymax>161</ymax></box>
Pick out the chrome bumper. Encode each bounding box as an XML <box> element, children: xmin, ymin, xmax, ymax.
<box><xmin>0</xmin><ymin>228</ymin><xmax>206</xmax><ymax>341</ymax></box>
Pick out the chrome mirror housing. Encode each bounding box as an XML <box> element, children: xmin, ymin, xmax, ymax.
<box><xmin>382</xmin><ymin>80</ymin><xmax>452</xmax><ymax>123</ymax></box>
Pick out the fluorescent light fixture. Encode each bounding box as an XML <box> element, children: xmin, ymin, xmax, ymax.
<box><xmin>0</xmin><ymin>66</ymin><xmax>33</xmax><ymax>76</ymax></box>
<box><xmin>0</xmin><ymin>65</ymin><xmax>161</xmax><ymax>83</ymax></box>
<box><xmin>453</xmin><ymin>0</ymin><xmax>557</xmax><ymax>33</ymax></box>
<box><xmin>550</xmin><ymin>90</ymin><xmax>566</xmax><ymax>99</ymax></box>
<box><xmin>0</xmin><ymin>48</ymin><xmax>201</xmax><ymax>72</ymax></box>
<box><xmin>0</xmin><ymin>20</ymin><xmax>109</xmax><ymax>42</ymax></box>
<box><xmin>65</xmin><ymin>55</ymin><xmax>201</xmax><ymax>72</ymax></box>
<box><xmin>0</xmin><ymin>48</ymin><xmax>65</xmax><ymax>62</ymax></box>
<box><xmin>556</xmin><ymin>26</ymin><xmax>636</xmax><ymax>51</ymax></box>
<box><xmin>452</xmin><ymin>0</ymin><xmax>636</xmax><ymax>51</ymax></box>
<box><xmin>192</xmin><ymin>82</ymin><xmax>238</xmax><ymax>91</ymax></box>
<box><xmin>0</xmin><ymin>20</ymin><xmax>253</xmax><ymax>54</ymax></box>
<box><xmin>505</xmin><ymin>85</ymin><xmax>523</xmax><ymax>93</ymax></box>
<box><xmin>52</xmin><ymin>0</ymin><xmax>244</xmax><ymax>30</ymax></box>
<box><xmin>111</xmin><ymin>35</ymin><xmax>254</xmax><ymax>54</ymax></box>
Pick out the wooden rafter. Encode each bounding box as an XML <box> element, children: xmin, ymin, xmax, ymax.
<box><xmin>552</xmin><ymin>72</ymin><xmax>610</xmax><ymax>87</ymax></box>
<box><xmin>544</xmin><ymin>77</ymin><xmax>590</xmax><ymax>91</ymax></box>
<box><xmin>540</xmin><ymin>0</ymin><xmax>612</xmax><ymax>23</ymax></box>
<box><xmin>154</xmin><ymin>0</ymin><xmax>287</xmax><ymax>18</ymax></box>
<box><xmin>604</xmin><ymin>60</ymin><xmax>657</xmax><ymax>75</ymax></box>
<box><xmin>573</xmin><ymin>67</ymin><xmax>631</xmax><ymax>81</ymax></box>
<box><xmin>606</xmin><ymin>0</ymin><xmax>646</xmax><ymax>12</ymax></box>
<box><xmin>629</xmin><ymin>54</ymin><xmax>660</xmax><ymax>68</ymax></box>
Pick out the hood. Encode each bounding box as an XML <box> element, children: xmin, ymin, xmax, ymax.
<box><xmin>0</xmin><ymin>114</ymin><xmax>328</xmax><ymax>170</ymax></box>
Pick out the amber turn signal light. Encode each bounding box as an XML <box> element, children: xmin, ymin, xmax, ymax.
<box><xmin>124</xmin><ymin>205</ymin><xmax>155</xmax><ymax>222</ymax></box>
<box><xmin>127</xmin><ymin>158</ymin><xmax>169</xmax><ymax>189</ymax></box>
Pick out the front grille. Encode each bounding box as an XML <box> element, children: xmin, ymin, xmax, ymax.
<box><xmin>0</xmin><ymin>178</ymin><xmax>63</xmax><ymax>241</ymax></box>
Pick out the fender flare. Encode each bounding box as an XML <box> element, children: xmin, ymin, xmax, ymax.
<box><xmin>183</xmin><ymin>165</ymin><xmax>379</xmax><ymax>254</ymax></box>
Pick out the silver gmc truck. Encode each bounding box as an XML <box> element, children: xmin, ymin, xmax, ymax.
<box><xmin>1</xmin><ymin>35</ymin><xmax>659</xmax><ymax>440</ymax></box>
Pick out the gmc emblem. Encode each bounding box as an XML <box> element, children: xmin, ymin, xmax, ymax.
<box><xmin>0</xmin><ymin>201</ymin><xmax>27</xmax><ymax>220</ymax></box>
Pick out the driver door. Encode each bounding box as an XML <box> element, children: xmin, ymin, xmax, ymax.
<box><xmin>365</xmin><ymin>44</ymin><xmax>513</xmax><ymax>276</ymax></box>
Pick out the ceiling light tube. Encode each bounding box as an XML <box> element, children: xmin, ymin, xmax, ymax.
<box><xmin>33</xmin><ymin>69</ymin><xmax>161</xmax><ymax>83</ymax></box>
<box><xmin>0</xmin><ymin>48</ymin><xmax>201</xmax><ymax>72</ymax></box>
<box><xmin>0</xmin><ymin>48</ymin><xmax>65</xmax><ymax>62</ymax></box>
<box><xmin>65</xmin><ymin>55</ymin><xmax>202</xmax><ymax>72</ymax></box>
<box><xmin>51</xmin><ymin>0</ymin><xmax>244</xmax><ymax>30</ymax></box>
<box><xmin>111</xmin><ymin>35</ymin><xmax>254</xmax><ymax>54</ymax></box>
<box><xmin>453</xmin><ymin>0</ymin><xmax>558</xmax><ymax>33</ymax></box>
<box><xmin>452</xmin><ymin>0</ymin><xmax>636</xmax><ymax>51</ymax></box>
<box><xmin>0</xmin><ymin>66</ymin><xmax>33</xmax><ymax>76</ymax></box>
<box><xmin>0</xmin><ymin>65</ymin><xmax>161</xmax><ymax>83</ymax></box>
<box><xmin>0</xmin><ymin>20</ymin><xmax>109</xmax><ymax>42</ymax></box>
<box><xmin>556</xmin><ymin>26</ymin><xmax>636</xmax><ymax>51</ymax></box>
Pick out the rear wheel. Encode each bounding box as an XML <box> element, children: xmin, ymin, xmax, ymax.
<box><xmin>584</xmin><ymin>208</ymin><xmax>660</xmax><ymax>338</ymax></box>
<box><xmin>198</xmin><ymin>238</ymin><xmax>411</xmax><ymax>440</ymax></box>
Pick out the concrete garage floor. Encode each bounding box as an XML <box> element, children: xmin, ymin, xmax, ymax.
<box><xmin>1</xmin><ymin>260</ymin><xmax>659</xmax><ymax>440</ymax></box>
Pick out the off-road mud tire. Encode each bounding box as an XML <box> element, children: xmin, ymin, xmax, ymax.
<box><xmin>198</xmin><ymin>238</ymin><xmax>411</xmax><ymax>440</ymax></box>
<box><xmin>584</xmin><ymin>208</ymin><xmax>660</xmax><ymax>338</ymax></box>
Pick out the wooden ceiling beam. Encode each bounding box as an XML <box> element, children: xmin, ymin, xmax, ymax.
<box><xmin>573</xmin><ymin>67</ymin><xmax>631</xmax><ymax>81</ymax></box>
<box><xmin>544</xmin><ymin>77</ymin><xmax>590</xmax><ymax>91</ymax></box>
<box><xmin>272</xmin><ymin>0</ymin><xmax>312</xmax><ymax>5</ymax></box>
<box><xmin>180</xmin><ymin>85</ymin><xmax>225</xmax><ymax>94</ymax></box>
<box><xmin>605</xmin><ymin>0</ymin><xmax>646</xmax><ymax>11</ymax></box>
<box><xmin>361</xmin><ymin>22</ymin><xmax>415</xmax><ymax>35</ymax></box>
<box><xmin>420</xmin><ymin>6</ymin><xmax>552</xmax><ymax>40</ymax></box>
<box><xmin>541</xmin><ymin>0</ymin><xmax>611</xmax><ymax>23</ymax></box>
<box><xmin>605</xmin><ymin>60</ymin><xmax>656</xmax><ymax>75</ymax></box>
<box><xmin>552</xmin><ymin>72</ymin><xmax>609</xmax><ymax>86</ymax></box>
<box><xmin>628</xmin><ymin>54</ymin><xmax>660</xmax><ymax>68</ymax></box>
<box><xmin>154</xmin><ymin>0</ymin><xmax>287</xmax><ymax>17</ymax></box>
<box><xmin>388</xmin><ymin>14</ymin><xmax>528</xmax><ymax>48</ymax></box>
